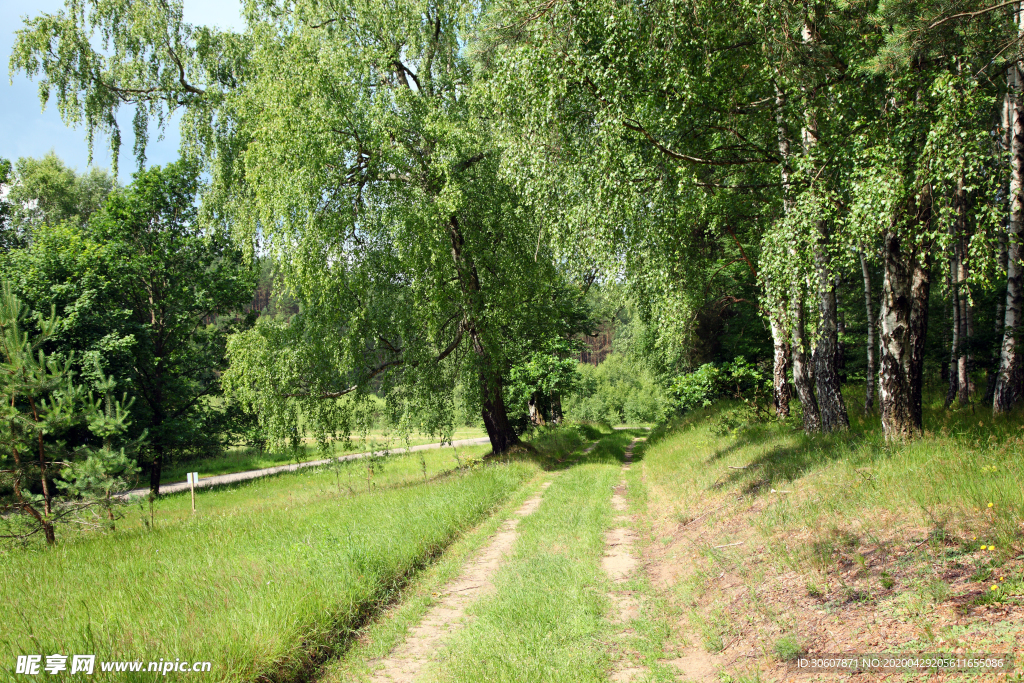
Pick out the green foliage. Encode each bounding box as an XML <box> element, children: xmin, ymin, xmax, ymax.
<box><xmin>207</xmin><ymin>0</ymin><xmax>591</xmax><ymax>449</ymax></box>
<box><xmin>506</xmin><ymin>337</ymin><xmax>582</xmax><ymax>429</ymax></box>
<box><xmin>670</xmin><ymin>357</ymin><xmax>772</xmax><ymax>417</ymax></box>
<box><xmin>565</xmin><ymin>354</ymin><xmax>669</xmax><ymax>425</ymax></box>
<box><xmin>57</xmin><ymin>368</ymin><xmax>143</xmax><ymax>529</ymax></box>
<box><xmin>12</xmin><ymin>0</ymin><xmax>1024</xmax><ymax>438</ymax></box>
<box><xmin>11</xmin><ymin>0</ymin><xmax>595</xmax><ymax>453</ymax></box>
<box><xmin>2</xmin><ymin>160</ymin><xmax>255</xmax><ymax>489</ymax></box>
<box><xmin>0</xmin><ymin>159</ymin><xmax>12</xmax><ymax>249</ymax></box>
<box><xmin>670</xmin><ymin>363</ymin><xmax>725</xmax><ymax>414</ymax></box>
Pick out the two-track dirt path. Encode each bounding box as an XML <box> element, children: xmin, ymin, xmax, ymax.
<box><xmin>360</xmin><ymin>439</ymin><xmax>605</xmax><ymax>682</ymax></box>
<box><xmin>605</xmin><ymin>437</ymin><xmax>645</xmax><ymax>682</ymax></box>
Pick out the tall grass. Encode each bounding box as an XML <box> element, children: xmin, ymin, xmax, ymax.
<box><xmin>0</xmin><ymin>457</ymin><xmax>533</xmax><ymax>682</ymax></box>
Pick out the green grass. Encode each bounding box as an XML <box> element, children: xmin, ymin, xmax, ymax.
<box><xmin>0</xmin><ymin>450</ymin><xmax>532</xmax><ymax>682</ymax></box>
<box><xmin>646</xmin><ymin>390</ymin><xmax>1024</xmax><ymax>549</ymax></box>
<box><xmin>429</xmin><ymin>431</ymin><xmax>637</xmax><ymax>682</ymax></box>
<box><xmin>162</xmin><ymin>427</ymin><xmax>488</xmax><ymax>483</ymax></box>
<box><xmin>18</xmin><ymin>443</ymin><xmax>493</xmax><ymax>538</ymax></box>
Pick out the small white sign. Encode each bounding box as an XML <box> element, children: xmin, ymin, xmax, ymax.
<box><xmin>187</xmin><ymin>472</ymin><xmax>199</xmax><ymax>485</ymax></box>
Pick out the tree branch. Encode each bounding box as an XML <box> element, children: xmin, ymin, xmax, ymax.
<box><xmin>926</xmin><ymin>0</ymin><xmax>1017</xmax><ymax>30</ymax></box>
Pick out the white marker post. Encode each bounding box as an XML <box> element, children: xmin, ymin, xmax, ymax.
<box><xmin>187</xmin><ymin>472</ymin><xmax>199</xmax><ymax>512</ymax></box>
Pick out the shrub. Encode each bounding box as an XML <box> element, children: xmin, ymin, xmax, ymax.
<box><xmin>669</xmin><ymin>357</ymin><xmax>772</xmax><ymax>417</ymax></box>
<box><xmin>669</xmin><ymin>363</ymin><xmax>724</xmax><ymax>413</ymax></box>
<box><xmin>563</xmin><ymin>354</ymin><xmax>669</xmax><ymax>424</ymax></box>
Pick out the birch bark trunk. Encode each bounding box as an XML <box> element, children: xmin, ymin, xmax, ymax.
<box><xmin>802</xmin><ymin>13</ymin><xmax>848</xmax><ymax>432</ymax></box>
<box><xmin>772</xmin><ymin>84</ymin><xmax>793</xmax><ymax>420</ymax></box>
<box><xmin>878</xmin><ymin>231</ymin><xmax>917</xmax><ymax>440</ymax></box>
<box><xmin>910</xmin><ymin>247</ymin><xmax>933</xmax><ymax>428</ymax></box>
<box><xmin>986</xmin><ymin>96</ymin><xmax>1013</xmax><ymax>402</ymax></box>
<box><xmin>995</xmin><ymin>6</ymin><xmax>1024</xmax><ymax>413</ymax></box>
<box><xmin>878</xmin><ymin>191</ymin><xmax>932</xmax><ymax>440</ymax></box>
<box><xmin>792</xmin><ymin>297</ymin><xmax>821</xmax><ymax>432</ymax></box>
<box><xmin>945</xmin><ymin>250</ymin><xmax>961</xmax><ymax>408</ymax></box>
<box><xmin>772</xmin><ymin>319</ymin><xmax>792</xmax><ymax>419</ymax></box>
<box><xmin>859</xmin><ymin>250</ymin><xmax>876</xmax><ymax>412</ymax></box>
<box><xmin>955</xmin><ymin>178</ymin><xmax>973</xmax><ymax>404</ymax></box>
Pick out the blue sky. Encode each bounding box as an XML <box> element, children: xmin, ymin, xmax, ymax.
<box><xmin>1</xmin><ymin>0</ymin><xmax>244</xmax><ymax>182</ymax></box>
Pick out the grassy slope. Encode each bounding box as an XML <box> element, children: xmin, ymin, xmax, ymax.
<box><xmin>163</xmin><ymin>427</ymin><xmax>488</xmax><ymax>483</ymax></box>
<box><xmin>126</xmin><ymin>444</ymin><xmax>492</xmax><ymax>531</ymax></box>
<box><xmin>639</xmin><ymin>395</ymin><xmax>1024</xmax><ymax>681</ymax></box>
<box><xmin>0</xmin><ymin>446</ymin><xmax>530</xmax><ymax>682</ymax></box>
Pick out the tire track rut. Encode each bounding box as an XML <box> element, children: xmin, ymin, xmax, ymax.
<box><xmin>605</xmin><ymin>438</ymin><xmax>645</xmax><ymax>682</ymax></box>
<box><xmin>365</xmin><ymin>481</ymin><xmax>551</xmax><ymax>682</ymax></box>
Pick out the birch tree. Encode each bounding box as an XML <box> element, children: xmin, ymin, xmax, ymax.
<box><xmin>11</xmin><ymin>0</ymin><xmax>590</xmax><ymax>454</ymax></box>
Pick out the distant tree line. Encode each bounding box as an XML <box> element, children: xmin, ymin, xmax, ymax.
<box><xmin>0</xmin><ymin>154</ymin><xmax>258</xmax><ymax>546</ymax></box>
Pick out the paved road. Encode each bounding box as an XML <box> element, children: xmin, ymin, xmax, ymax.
<box><xmin>123</xmin><ymin>437</ymin><xmax>492</xmax><ymax>498</ymax></box>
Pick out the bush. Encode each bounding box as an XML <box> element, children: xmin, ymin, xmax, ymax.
<box><xmin>669</xmin><ymin>363</ymin><xmax>724</xmax><ymax>412</ymax></box>
<box><xmin>669</xmin><ymin>357</ymin><xmax>772</xmax><ymax>417</ymax></box>
<box><xmin>563</xmin><ymin>354</ymin><xmax>668</xmax><ymax>425</ymax></box>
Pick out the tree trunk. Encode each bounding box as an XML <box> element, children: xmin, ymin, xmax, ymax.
<box><xmin>946</xmin><ymin>257</ymin><xmax>961</xmax><ymax>408</ymax></box>
<box><xmin>791</xmin><ymin>296</ymin><xmax>821</xmax><ymax>432</ymax></box>
<box><xmin>149</xmin><ymin>444</ymin><xmax>163</xmax><ymax>496</ymax></box>
<box><xmin>448</xmin><ymin>214</ymin><xmax>520</xmax><ymax>453</ymax></box>
<box><xmin>813</xmin><ymin>253</ymin><xmax>850</xmax><ymax>432</ymax></box>
<box><xmin>859</xmin><ymin>250</ymin><xmax>876</xmax><ymax>413</ymax></box>
<box><xmin>879</xmin><ymin>188</ymin><xmax>932</xmax><ymax>441</ymax></box>
<box><xmin>955</xmin><ymin>178</ymin><xmax>973</xmax><ymax>405</ymax></box>
<box><xmin>772</xmin><ymin>84</ymin><xmax>793</xmax><ymax>420</ymax></box>
<box><xmin>995</xmin><ymin>10</ymin><xmax>1024</xmax><ymax>414</ymax></box>
<box><xmin>801</xmin><ymin>13</ymin><xmax>847</xmax><ymax>433</ymax></box>
<box><xmin>986</xmin><ymin>95</ymin><xmax>1014</xmax><ymax>402</ymax></box>
<box><xmin>771</xmin><ymin>317</ymin><xmax>792</xmax><ymax>419</ymax></box>
<box><xmin>10</xmin><ymin>444</ymin><xmax>55</xmax><ymax>545</ymax></box>
<box><xmin>528</xmin><ymin>393</ymin><xmax>545</xmax><ymax>426</ymax></box>
<box><xmin>479</xmin><ymin>370</ymin><xmax>519</xmax><ymax>453</ymax></box>
<box><xmin>836</xmin><ymin>280</ymin><xmax>846</xmax><ymax>375</ymax></box>
<box><xmin>550</xmin><ymin>391</ymin><xmax>563</xmax><ymax>423</ymax></box>
<box><xmin>878</xmin><ymin>231</ymin><xmax>917</xmax><ymax>440</ymax></box>
<box><xmin>946</xmin><ymin>212</ymin><xmax>961</xmax><ymax>408</ymax></box>
<box><xmin>909</xmin><ymin>247</ymin><xmax>932</xmax><ymax>429</ymax></box>
<box><xmin>106</xmin><ymin>490</ymin><xmax>116</xmax><ymax>532</ymax></box>
<box><xmin>144</xmin><ymin>373</ymin><xmax>166</xmax><ymax>496</ymax></box>
<box><xmin>986</xmin><ymin>229</ymin><xmax>1009</xmax><ymax>401</ymax></box>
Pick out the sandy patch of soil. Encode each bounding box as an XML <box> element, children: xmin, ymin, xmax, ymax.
<box><xmin>641</xmin><ymin>486</ymin><xmax>1024</xmax><ymax>682</ymax></box>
